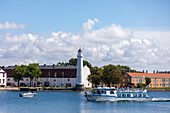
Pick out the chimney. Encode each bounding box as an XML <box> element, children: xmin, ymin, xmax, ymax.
<box><xmin>143</xmin><ymin>70</ymin><xmax>145</xmax><ymax>73</ymax></box>
<box><xmin>146</xmin><ymin>70</ymin><xmax>148</xmax><ymax>73</ymax></box>
<box><xmin>153</xmin><ymin>70</ymin><xmax>155</xmax><ymax>73</ymax></box>
<box><xmin>156</xmin><ymin>70</ymin><xmax>158</xmax><ymax>74</ymax></box>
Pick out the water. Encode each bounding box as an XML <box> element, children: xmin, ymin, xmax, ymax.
<box><xmin>0</xmin><ymin>91</ymin><xmax>170</xmax><ymax>113</ymax></box>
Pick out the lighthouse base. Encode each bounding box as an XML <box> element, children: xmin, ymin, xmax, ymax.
<box><xmin>76</xmin><ymin>84</ymin><xmax>84</xmax><ymax>91</ymax></box>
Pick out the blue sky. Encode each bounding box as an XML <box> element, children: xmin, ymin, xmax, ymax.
<box><xmin>1</xmin><ymin>0</ymin><xmax>170</xmax><ymax>33</ymax></box>
<box><xmin>0</xmin><ymin>0</ymin><xmax>170</xmax><ymax>71</ymax></box>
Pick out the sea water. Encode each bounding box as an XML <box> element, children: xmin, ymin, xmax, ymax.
<box><xmin>0</xmin><ymin>91</ymin><xmax>170</xmax><ymax>113</ymax></box>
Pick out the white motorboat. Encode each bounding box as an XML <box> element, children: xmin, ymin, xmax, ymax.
<box><xmin>85</xmin><ymin>87</ymin><xmax>152</xmax><ymax>101</ymax></box>
<box><xmin>19</xmin><ymin>92</ymin><xmax>37</xmax><ymax>97</ymax></box>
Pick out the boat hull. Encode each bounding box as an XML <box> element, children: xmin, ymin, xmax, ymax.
<box><xmin>86</xmin><ymin>95</ymin><xmax>152</xmax><ymax>101</ymax></box>
<box><xmin>19</xmin><ymin>93</ymin><xmax>37</xmax><ymax>97</ymax></box>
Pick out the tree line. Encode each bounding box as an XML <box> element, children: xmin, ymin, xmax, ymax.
<box><xmin>88</xmin><ymin>64</ymin><xmax>138</xmax><ymax>87</ymax></box>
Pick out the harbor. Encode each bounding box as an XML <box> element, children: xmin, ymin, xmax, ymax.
<box><xmin>0</xmin><ymin>91</ymin><xmax>170</xmax><ymax>113</ymax></box>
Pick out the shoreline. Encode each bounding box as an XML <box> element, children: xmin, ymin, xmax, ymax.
<box><xmin>0</xmin><ymin>87</ymin><xmax>170</xmax><ymax>91</ymax></box>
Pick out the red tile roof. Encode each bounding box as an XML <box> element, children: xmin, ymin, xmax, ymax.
<box><xmin>127</xmin><ymin>72</ymin><xmax>170</xmax><ymax>78</ymax></box>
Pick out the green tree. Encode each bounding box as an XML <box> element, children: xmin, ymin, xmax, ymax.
<box><xmin>88</xmin><ymin>66</ymin><xmax>102</xmax><ymax>87</ymax></box>
<box><xmin>137</xmin><ymin>83</ymin><xmax>146</xmax><ymax>88</ymax></box>
<box><xmin>117</xmin><ymin>65</ymin><xmax>131</xmax><ymax>75</ymax></box>
<box><xmin>145</xmin><ymin>77</ymin><xmax>151</xmax><ymax>86</ymax></box>
<box><xmin>57</xmin><ymin>62</ymin><xmax>66</xmax><ymax>66</ymax></box>
<box><xmin>12</xmin><ymin>65</ymin><xmax>27</xmax><ymax>87</ymax></box>
<box><xmin>101</xmin><ymin>64</ymin><xmax>122</xmax><ymax>87</ymax></box>
<box><xmin>27</xmin><ymin>63</ymin><xmax>42</xmax><ymax>86</ymax></box>
<box><xmin>69</xmin><ymin>58</ymin><xmax>92</xmax><ymax>69</ymax></box>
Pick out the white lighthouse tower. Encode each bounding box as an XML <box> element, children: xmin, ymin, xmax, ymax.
<box><xmin>76</xmin><ymin>49</ymin><xmax>84</xmax><ymax>90</ymax></box>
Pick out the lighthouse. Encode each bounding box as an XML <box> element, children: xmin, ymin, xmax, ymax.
<box><xmin>76</xmin><ymin>49</ymin><xmax>84</xmax><ymax>90</ymax></box>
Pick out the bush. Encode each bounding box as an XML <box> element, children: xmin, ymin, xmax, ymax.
<box><xmin>137</xmin><ymin>83</ymin><xmax>146</xmax><ymax>88</ymax></box>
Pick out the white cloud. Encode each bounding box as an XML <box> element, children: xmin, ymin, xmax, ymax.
<box><xmin>0</xmin><ymin>22</ymin><xmax>26</xmax><ymax>30</ymax></box>
<box><xmin>0</xmin><ymin>19</ymin><xmax>169</xmax><ymax>71</ymax></box>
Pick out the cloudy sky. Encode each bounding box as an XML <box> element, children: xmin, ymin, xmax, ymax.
<box><xmin>0</xmin><ymin>0</ymin><xmax>170</xmax><ymax>72</ymax></box>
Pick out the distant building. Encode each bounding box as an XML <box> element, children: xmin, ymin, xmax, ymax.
<box><xmin>122</xmin><ymin>72</ymin><xmax>170</xmax><ymax>88</ymax></box>
<box><xmin>0</xmin><ymin>68</ymin><xmax>7</xmax><ymax>86</ymax></box>
<box><xmin>4</xmin><ymin>49</ymin><xmax>92</xmax><ymax>88</ymax></box>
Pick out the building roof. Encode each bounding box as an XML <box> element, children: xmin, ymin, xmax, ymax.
<box><xmin>127</xmin><ymin>72</ymin><xmax>170</xmax><ymax>78</ymax></box>
<box><xmin>0</xmin><ymin>68</ymin><xmax>5</xmax><ymax>73</ymax></box>
<box><xmin>4</xmin><ymin>65</ymin><xmax>77</xmax><ymax>70</ymax></box>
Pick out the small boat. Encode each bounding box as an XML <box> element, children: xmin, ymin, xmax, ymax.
<box><xmin>19</xmin><ymin>92</ymin><xmax>37</xmax><ymax>97</ymax></box>
<box><xmin>85</xmin><ymin>87</ymin><xmax>152</xmax><ymax>101</ymax></box>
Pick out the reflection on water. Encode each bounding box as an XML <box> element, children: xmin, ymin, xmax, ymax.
<box><xmin>0</xmin><ymin>91</ymin><xmax>169</xmax><ymax>113</ymax></box>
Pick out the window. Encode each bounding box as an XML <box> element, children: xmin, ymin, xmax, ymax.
<box><xmin>3</xmin><ymin>79</ymin><xmax>4</xmax><ymax>83</ymax></box>
<box><xmin>133</xmin><ymin>79</ymin><xmax>134</xmax><ymax>82</ymax></box>
<box><xmin>160</xmin><ymin>80</ymin><xmax>161</xmax><ymax>82</ymax></box>
<box><xmin>163</xmin><ymin>79</ymin><xmax>165</xmax><ymax>83</ymax></box>
<box><xmin>138</xmin><ymin>94</ymin><xmax>142</xmax><ymax>97</ymax></box>
<box><xmin>143</xmin><ymin>79</ymin><xmax>145</xmax><ymax>82</ymax></box>
<box><xmin>97</xmin><ymin>91</ymin><xmax>101</xmax><ymax>94</ymax></box>
<box><xmin>160</xmin><ymin>84</ymin><xmax>161</xmax><ymax>86</ymax></box>
<box><xmin>150</xmin><ymin>84</ymin><xmax>152</xmax><ymax>87</ymax></box>
<box><xmin>122</xmin><ymin>94</ymin><xmax>126</xmax><ymax>97</ymax></box>
<box><xmin>127</xmin><ymin>94</ymin><xmax>130</xmax><ymax>97</ymax></box>
<box><xmin>157</xmin><ymin>84</ymin><xmax>158</xmax><ymax>86</ymax></box>
<box><xmin>3</xmin><ymin>73</ymin><xmax>5</xmax><ymax>77</ymax></box>
<box><xmin>153</xmin><ymin>84</ymin><xmax>155</xmax><ymax>86</ymax></box>
<box><xmin>125</xmin><ymin>75</ymin><xmax>127</xmax><ymax>77</ymax></box>
<box><xmin>166</xmin><ymin>80</ymin><xmax>168</xmax><ymax>82</ymax></box>
<box><xmin>68</xmin><ymin>79</ymin><xmax>70</xmax><ymax>81</ymax></box>
<box><xmin>153</xmin><ymin>80</ymin><xmax>155</xmax><ymax>82</ymax></box>
<box><xmin>163</xmin><ymin>84</ymin><xmax>165</xmax><ymax>87</ymax></box>
<box><xmin>127</xmin><ymin>79</ymin><xmax>129</xmax><ymax>82</ymax></box>
<box><xmin>156</xmin><ymin>80</ymin><xmax>158</xmax><ymax>82</ymax></box>
<box><xmin>139</xmin><ymin>79</ymin><xmax>142</xmax><ymax>83</ymax></box>
<box><xmin>136</xmin><ymin>79</ymin><xmax>138</xmax><ymax>82</ymax></box>
<box><xmin>54</xmin><ymin>79</ymin><xmax>56</xmax><ymax>81</ymax></box>
<box><xmin>27</xmin><ymin>79</ymin><xmax>28</xmax><ymax>81</ymax></box>
<box><xmin>117</xmin><ymin>94</ymin><xmax>121</xmax><ymax>97</ymax></box>
<box><xmin>123</xmin><ymin>79</ymin><xmax>125</xmax><ymax>82</ymax></box>
<box><xmin>0</xmin><ymin>79</ymin><xmax>1</xmax><ymax>83</ymax></box>
<box><xmin>110</xmin><ymin>91</ymin><xmax>114</xmax><ymax>94</ymax></box>
<box><xmin>101</xmin><ymin>91</ymin><xmax>106</xmax><ymax>94</ymax></box>
<box><xmin>143</xmin><ymin>94</ymin><xmax>146</xmax><ymax>97</ymax></box>
<box><xmin>133</xmin><ymin>94</ymin><xmax>137</xmax><ymax>97</ymax></box>
<box><xmin>123</xmin><ymin>83</ymin><xmax>125</xmax><ymax>86</ymax></box>
<box><xmin>8</xmin><ymin>79</ymin><xmax>10</xmax><ymax>81</ymax></box>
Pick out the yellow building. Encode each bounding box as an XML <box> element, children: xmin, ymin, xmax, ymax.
<box><xmin>122</xmin><ymin>72</ymin><xmax>170</xmax><ymax>88</ymax></box>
